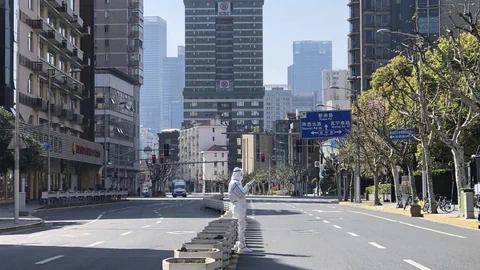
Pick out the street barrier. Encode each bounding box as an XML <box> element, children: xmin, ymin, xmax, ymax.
<box><xmin>40</xmin><ymin>190</ymin><xmax>128</xmax><ymax>207</ymax></box>
<box><xmin>163</xmin><ymin>203</ymin><xmax>238</xmax><ymax>270</ymax></box>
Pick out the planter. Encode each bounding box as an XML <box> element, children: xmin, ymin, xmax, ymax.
<box><xmin>410</xmin><ymin>205</ymin><xmax>423</xmax><ymax>217</ymax></box>
<box><xmin>162</xmin><ymin>258</ymin><xmax>217</xmax><ymax>270</ymax></box>
<box><xmin>185</xmin><ymin>240</ymin><xmax>231</xmax><ymax>263</ymax></box>
<box><xmin>174</xmin><ymin>248</ymin><xmax>222</xmax><ymax>269</ymax></box>
<box><xmin>197</xmin><ymin>232</ymin><xmax>234</xmax><ymax>246</ymax></box>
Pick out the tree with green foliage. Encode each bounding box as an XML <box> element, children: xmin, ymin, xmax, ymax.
<box><xmin>0</xmin><ymin>107</ymin><xmax>43</xmax><ymax>174</ymax></box>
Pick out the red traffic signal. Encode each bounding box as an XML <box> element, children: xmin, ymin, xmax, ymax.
<box><xmin>160</xmin><ymin>154</ymin><xmax>165</xmax><ymax>163</ymax></box>
<box><xmin>152</xmin><ymin>154</ymin><xmax>156</xmax><ymax>164</ymax></box>
<box><xmin>260</xmin><ymin>152</ymin><xmax>265</xmax><ymax>162</ymax></box>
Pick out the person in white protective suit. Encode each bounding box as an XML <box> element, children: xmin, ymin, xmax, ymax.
<box><xmin>228</xmin><ymin>167</ymin><xmax>255</xmax><ymax>253</ymax></box>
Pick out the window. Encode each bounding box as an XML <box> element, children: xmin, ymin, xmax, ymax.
<box><xmin>27</xmin><ymin>74</ymin><xmax>32</xmax><ymax>93</ymax></box>
<box><xmin>59</xmin><ymin>59</ymin><xmax>66</xmax><ymax>72</ymax></box>
<box><xmin>59</xmin><ymin>24</ymin><xmax>66</xmax><ymax>37</ymax></box>
<box><xmin>212</xmin><ymin>128</ymin><xmax>215</xmax><ymax>132</ymax></box>
<box><xmin>105</xmin><ymin>25</ymin><xmax>109</xmax><ymax>32</ymax></box>
<box><xmin>252</xmin><ymin>101</ymin><xmax>259</xmax><ymax>106</ymax></box>
<box><xmin>105</xmin><ymin>0</ymin><xmax>109</xmax><ymax>3</ymax></box>
<box><xmin>70</xmin><ymin>34</ymin><xmax>77</xmax><ymax>46</ymax></box>
<box><xmin>190</xmin><ymin>111</ymin><xmax>197</xmax><ymax>116</ymax></box>
<box><xmin>212</xmin><ymin>136</ymin><xmax>215</xmax><ymax>141</ymax></box>
<box><xmin>104</xmin><ymin>54</ymin><xmax>110</xmax><ymax>61</ymax></box>
<box><xmin>28</xmin><ymin>32</ymin><xmax>33</xmax><ymax>51</ymax></box>
<box><xmin>237</xmin><ymin>101</ymin><xmax>244</xmax><ymax>106</ymax></box>
<box><xmin>222</xmin><ymin>153</ymin><xmax>225</xmax><ymax>158</ymax></box>
<box><xmin>214</xmin><ymin>153</ymin><xmax>217</xmax><ymax>158</ymax></box>
<box><xmin>28</xmin><ymin>0</ymin><xmax>32</xmax><ymax>10</ymax></box>
<box><xmin>214</xmin><ymin>162</ymin><xmax>218</xmax><ymax>167</ymax></box>
<box><xmin>214</xmin><ymin>171</ymin><xmax>218</xmax><ymax>175</ymax></box>
<box><xmin>251</xmin><ymin>111</ymin><xmax>259</xmax><ymax>116</ymax></box>
<box><xmin>237</xmin><ymin>111</ymin><xmax>244</xmax><ymax>116</ymax></box>
<box><xmin>71</xmin><ymin>99</ymin><xmax>77</xmax><ymax>110</ymax></box>
<box><xmin>105</xmin><ymin>40</ymin><xmax>110</xmax><ymax>46</ymax></box>
<box><xmin>105</xmin><ymin>11</ymin><xmax>109</xmax><ymax>18</ymax></box>
<box><xmin>47</xmin><ymin>51</ymin><xmax>56</xmax><ymax>65</ymax></box>
<box><xmin>69</xmin><ymin>0</ymin><xmax>76</xmax><ymax>11</ymax></box>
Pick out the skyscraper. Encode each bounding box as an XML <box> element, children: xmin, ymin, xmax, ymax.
<box><xmin>0</xmin><ymin>0</ymin><xmax>14</xmax><ymax>109</ymax></box>
<box><xmin>292</xmin><ymin>40</ymin><xmax>332</xmax><ymax>102</ymax></box>
<box><xmin>161</xmin><ymin>46</ymin><xmax>185</xmax><ymax>130</ymax></box>
<box><xmin>183</xmin><ymin>0</ymin><xmax>265</xmax><ymax>170</ymax></box>
<box><xmin>141</xmin><ymin>16</ymin><xmax>167</xmax><ymax>134</ymax></box>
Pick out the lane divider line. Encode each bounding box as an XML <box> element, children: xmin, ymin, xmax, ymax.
<box><xmin>333</xmin><ymin>225</ymin><xmax>342</xmax><ymax>229</ymax></box>
<box><xmin>121</xmin><ymin>231</ymin><xmax>132</xmax><ymax>236</ymax></box>
<box><xmin>142</xmin><ymin>225</ymin><xmax>152</xmax><ymax>228</ymax></box>
<box><xmin>87</xmin><ymin>241</ymin><xmax>105</xmax><ymax>247</ymax></box>
<box><xmin>368</xmin><ymin>242</ymin><xmax>386</xmax><ymax>249</ymax></box>
<box><xmin>348</xmin><ymin>232</ymin><xmax>359</xmax><ymax>237</ymax></box>
<box><xmin>403</xmin><ymin>259</ymin><xmax>431</xmax><ymax>270</ymax></box>
<box><xmin>35</xmin><ymin>255</ymin><xmax>64</xmax><ymax>265</ymax></box>
<box><xmin>323</xmin><ymin>220</ymin><xmax>330</xmax><ymax>224</ymax></box>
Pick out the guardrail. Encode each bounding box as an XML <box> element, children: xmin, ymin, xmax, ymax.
<box><xmin>203</xmin><ymin>196</ymin><xmax>231</xmax><ymax>213</ymax></box>
<box><xmin>40</xmin><ymin>190</ymin><xmax>128</xmax><ymax>207</ymax></box>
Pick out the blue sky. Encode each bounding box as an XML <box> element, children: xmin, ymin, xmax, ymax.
<box><xmin>144</xmin><ymin>0</ymin><xmax>349</xmax><ymax>84</ymax></box>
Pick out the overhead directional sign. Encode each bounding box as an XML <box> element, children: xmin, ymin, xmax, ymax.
<box><xmin>388</xmin><ymin>128</ymin><xmax>416</xmax><ymax>141</ymax></box>
<box><xmin>300</xmin><ymin>110</ymin><xmax>352</xmax><ymax>139</ymax></box>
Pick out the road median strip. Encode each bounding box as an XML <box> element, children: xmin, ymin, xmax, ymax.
<box><xmin>339</xmin><ymin>201</ymin><xmax>479</xmax><ymax>229</ymax></box>
<box><xmin>0</xmin><ymin>220</ymin><xmax>45</xmax><ymax>233</ymax></box>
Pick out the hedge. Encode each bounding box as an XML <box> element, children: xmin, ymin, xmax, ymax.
<box><xmin>365</xmin><ymin>184</ymin><xmax>392</xmax><ymax>195</ymax></box>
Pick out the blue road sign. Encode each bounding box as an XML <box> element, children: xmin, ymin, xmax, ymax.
<box><xmin>41</xmin><ymin>142</ymin><xmax>51</xmax><ymax>150</ymax></box>
<box><xmin>388</xmin><ymin>128</ymin><xmax>416</xmax><ymax>141</ymax></box>
<box><xmin>300</xmin><ymin>110</ymin><xmax>352</xmax><ymax>139</ymax></box>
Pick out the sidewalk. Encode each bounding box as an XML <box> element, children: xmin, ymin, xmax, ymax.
<box><xmin>339</xmin><ymin>201</ymin><xmax>480</xmax><ymax>229</ymax></box>
<box><xmin>0</xmin><ymin>202</ymin><xmax>44</xmax><ymax>233</ymax></box>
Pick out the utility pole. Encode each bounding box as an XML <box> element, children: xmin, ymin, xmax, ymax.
<box><xmin>14</xmin><ymin>91</ymin><xmax>20</xmax><ymax>224</ymax></box>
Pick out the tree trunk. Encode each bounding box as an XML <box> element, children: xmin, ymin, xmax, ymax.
<box><xmin>350</xmin><ymin>172</ymin><xmax>354</xmax><ymax>202</ymax></box>
<box><xmin>422</xmin><ymin>138</ymin><xmax>438</xmax><ymax>213</ymax></box>
<box><xmin>373</xmin><ymin>173</ymin><xmax>381</xmax><ymax>205</ymax></box>
<box><xmin>344</xmin><ymin>169</ymin><xmax>350</xmax><ymax>201</ymax></box>
<box><xmin>405</xmin><ymin>160</ymin><xmax>417</xmax><ymax>198</ymax></box>
<box><xmin>452</xmin><ymin>145</ymin><xmax>468</xmax><ymax>204</ymax></box>
<box><xmin>390</xmin><ymin>162</ymin><xmax>402</xmax><ymax>205</ymax></box>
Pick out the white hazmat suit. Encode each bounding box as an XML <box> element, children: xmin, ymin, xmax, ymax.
<box><xmin>228</xmin><ymin>167</ymin><xmax>253</xmax><ymax>253</ymax></box>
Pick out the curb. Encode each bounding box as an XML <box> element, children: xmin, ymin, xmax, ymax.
<box><xmin>32</xmin><ymin>200</ymin><xmax>130</xmax><ymax>213</ymax></box>
<box><xmin>228</xmin><ymin>254</ymin><xmax>239</xmax><ymax>270</ymax></box>
<box><xmin>339</xmin><ymin>201</ymin><xmax>480</xmax><ymax>229</ymax></box>
<box><xmin>0</xmin><ymin>220</ymin><xmax>45</xmax><ymax>234</ymax></box>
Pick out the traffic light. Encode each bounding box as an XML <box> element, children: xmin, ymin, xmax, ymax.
<box><xmin>152</xmin><ymin>154</ymin><xmax>156</xmax><ymax>164</ymax></box>
<box><xmin>160</xmin><ymin>154</ymin><xmax>165</xmax><ymax>164</ymax></box>
<box><xmin>164</xmin><ymin>143</ymin><xmax>170</xmax><ymax>156</ymax></box>
<box><xmin>261</xmin><ymin>152</ymin><xmax>265</xmax><ymax>163</ymax></box>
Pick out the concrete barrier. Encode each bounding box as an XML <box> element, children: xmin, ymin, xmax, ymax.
<box><xmin>174</xmin><ymin>248</ymin><xmax>222</xmax><ymax>269</ymax></box>
<box><xmin>162</xmin><ymin>258</ymin><xmax>217</xmax><ymax>270</ymax></box>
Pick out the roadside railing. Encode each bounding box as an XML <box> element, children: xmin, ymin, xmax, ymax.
<box><xmin>40</xmin><ymin>190</ymin><xmax>128</xmax><ymax>207</ymax></box>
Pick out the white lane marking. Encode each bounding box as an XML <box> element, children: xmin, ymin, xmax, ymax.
<box><xmin>28</xmin><ymin>233</ymin><xmax>43</xmax><ymax>238</ymax></box>
<box><xmin>309</xmin><ymin>213</ymin><xmax>314</xmax><ymax>216</ymax></box>
<box><xmin>368</xmin><ymin>242</ymin><xmax>386</xmax><ymax>249</ymax></box>
<box><xmin>63</xmin><ymin>234</ymin><xmax>77</xmax><ymax>238</ymax></box>
<box><xmin>403</xmin><ymin>259</ymin><xmax>431</xmax><ymax>270</ymax></box>
<box><xmin>348</xmin><ymin>210</ymin><xmax>466</xmax><ymax>239</ymax></box>
<box><xmin>82</xmin><ymin>212</ymin><xmax>105</xmax><ymax>226</ymax></box>
<box><xmin>315</xmin><ymin>217</ymin><xmax>321</xmax><ymax>220</ymax></box>
<box><xmin>34</xmin><ymin>255</ymin><xmax>64</xmax><ymax>265</ymax></box>
<box><xmin>333</xmin><ymin>225</ymin><xmax>342</xmax><ymax>229</ymax></box>
<box><xmin>314</xmin><ymin>210</ymin><xmax>343</xmax><ymax>213</ymax></box>
<box><xmin>156</xmin><ymin>220</ymin><xmax>162</xmax><ymax>224</ymax></box>
<box><xmin>323</xmin><ymin>220</ymin><xmax>330</xmax><ymax>224</ymax></box>
<box><xmin>121</xmin><ymin>231</ymin><xmax>132</xmax><ymax>236</ymax></box>
<box><xmin>267</xmin><ymin>203</ymin><xmax>271</xmax><ymax>205</ymax></box>
<box><xmin>87</xmin><ymin>241</ymin><xmax>105</xmax><ymax>247</ymax></box>
<box><xmin>348</xmin><ymin>232</ymin><xmax>359</xmax><ymax>237</ymax></box>
<box><xmin>83</xmin><ymin>233</ymin><xmax>91</xmax><ymax>236</ymax></box>
<box><xmin>142</xmin><ymin>225</ymin><xmax>152</xmax><ymax>228</ymax></box>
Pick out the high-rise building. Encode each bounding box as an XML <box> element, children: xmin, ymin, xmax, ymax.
<box><xmin>287</xmin><ymin>65</ymin><xmax>294</xmax><ymax>91</ymax></box>
<box><xmin>15</xmin><ymin>0</ymin><xmax>104</xmax><ymax>200</ymax></box>
<box><xmin>292</xmin><ymin>91</ymin><xmax>317</xmax><ymax>113</ymax></box>
<box><xmin>94</xmin><ymin>0</ymin><xmax>144</xmax><ymax>84</ymax></box>
<box><xmin>0</xmin><ymin>0</ymin><xmax>14</xmax><ymax>109</ymax></box>
<box><xmin>292</xmin><ymin>40</ymin><xmax>332</xmax><ymax>101</ymax></box>
<box><xmin>141</xmin><ymin>16</ymin><xmax>167</xmax><ymax>134</ymax></box>
<box><xmin>263</xmin><ymin>84</ymin><xmax>292</xmax><ymax>131</ymax></box>
<box><xmin>140</xmin><ymin>127</ymin><xmax>156</xmax><ymax>160</ymax></box>
<box><xmin>322</xmin><ymin>70</ymin><xmax>350</xmax><ymax>110</ymax></box>
<box><xmin>183</xmin><ymin>0</ymin><xmax>265</xmax><ymax>170</ymax></box>
<box><xmin>161</xmin><ymin>46</ymin><xmax>185</xmax><ymax>130</ymax></box>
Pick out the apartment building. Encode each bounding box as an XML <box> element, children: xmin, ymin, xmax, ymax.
<box><xmin>263</xmin><ymin>84</ymin><xmax>292</xmax><ymax>131</ymax></box>
<box><xmin>322</xmin><ymin>70</ymin><xmax>350</xmax><ymax>110</ymax></box>
<box><xmin>201</xmin><ymin>145</ymin><xmax>229</xmax><ymax>192</ymax></box>
<box><xmin>16</xmin><ymin>0</ymin><xmax>103</xmax><ymax>199</ymax></box>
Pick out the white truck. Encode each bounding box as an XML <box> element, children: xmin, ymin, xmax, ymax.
<box><xmin>172</xmin><ymin>180</ymin><xmax>187</xmax><ymax>198</ymax></box>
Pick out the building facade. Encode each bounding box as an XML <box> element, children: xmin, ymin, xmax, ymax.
<box><xmin>241</xmin><ymin>134</ymin><xmax>273</xmax><ymax>175</ymax></box>
<box><xmin>0</xmin><ymin>0</ymin><xmax>14</xmax><ymax>109</ymax></box>
<box><xmin>158</xmin><ymin>128</ymin><xmax>180</xmax><ymax>163</ymax></box>
<box><xmin>94</xmin><ymin>0</ymin><xmax>144</xmax><ymax>84</ymax></box>
<box><xmin>292</xmin><ymin>40</ymin><xmax>332</xmax><ymax>101</ymax></box>
<box><xmin>183</xmin><ymin>0</ymin><xmax>265</xmax><ymax>171</ymax></box>
<box><xmin>322</xmin><ymin>70</ymin><xmax>350</xmax><ymax>110</ymax></box>
<box><xmin>13</xmin><ymin>0</ymin><xmax>104</xmax><ymax>201</ymax></box>
<box><xmin>263</xmin><ymin>84</ymin><xmax>292</xmax><ymax>131</ymax></box>
<box><xmin>292</xmin><ymin>91</ymin><xmax>317</xmax><ymax>113</ymax></box>
<box><xmin>179</xmin><ymin>118</ymin><xmax>227</xmax><ymax>192</ymax></box>
<box><xmin>161</xmin><ymin>46</ymin><xmax>185</xmax><ymax>130</ymax></box>
<box><xmin>141</xmin><ymin>16</ymin><xmax>167</xmax><ymax>134</ymax></box>
<box><xmin>201</xmin><ymin>145</ymin><xmax>229</xmax><ymax>192</ymax></box>
<box><xmin>287</xmin><ymin>64</ymin><xmax>294</xmax><ymax>91</ymax></box>
<box><xmin>140</xmin><ymin>127</ymin><xmax>156</xmax><ymax>159</ymax></box>
<box><xmin>94</xmin><ymin>68</ymin><xmax>140</xmax><ymax>191</ymax></box>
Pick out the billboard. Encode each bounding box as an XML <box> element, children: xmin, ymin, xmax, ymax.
<box><xmin>219</xmin><ymin>80</ymin><xmax>230</xmax><ymax>90</ymax></box>
<box><xmin>217</xmin><ymin>2</ymin><xmax>231</xmax><ymax>16</ymax></box>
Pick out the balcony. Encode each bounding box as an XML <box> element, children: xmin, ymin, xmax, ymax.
<box><xmin>127</xmin><ymin>60</ymin><xmax>140</xmax><ymax>66</ymax></box>
<box><xmin>127</xmin><ymin>45</ymin><xmax>136</xmax><ymax>52</ymax></box>
<box><xmin>128</xmin><ymin>31</ymin><xmax>140</xmax><ymax>38</ymax></box>
<box><xmin>50</xmin><ymin>104</ymin><xmax>63</xmax><ymax>116</ymax></box>
<box><xmin>73</xmin><ymin>114</ymin><xmax>84</xmax><ymax>125</ymax></box>
<box><xmin>47</xmin><ymin>30</ymin><xmax>63</xmax><ymax>45</ymax></box>
<box><xmin>82</xmin><ymin>25</ymin><xmax>91</xmax><ymax>35</ymax></box>
<box><xmin>70</xmin><ymin>13</ymin><xmax>84</xmax><ymax>29</ymax></box>
<box><xmin>128</xmin><ymin>1</ymin><xmax>140</xmax><ymax>9</ymax></box>
<box><xmin>70</xmin><ymin>48</ymin><xmax>84</xmax><ymax>62</ymax></box>
<box><xmin>61</xmin><ymin>39</ymin><xmax>74</xmax><ymax>53</ymax></box>
<box><xmin>72</xmin><ymin>82</ymin><xmax>85</xmax><ymax>95</ymax></box>
<box><xmin>83</xmin><ymin>57</ymin><xmax>91</xmax><ymax>67</ymax></box>
<box><xmin>34</xmin><ymin>98</ymin><xmax>49</xmax><ymax>111</ymax></box>
<box><xmin>82</xmin><ymin>89</ymin><xmax>90</xmax><ymax>99</ymax></box>
<box><xmin>57</xmin><ymin>1</ymin><xmax>74</xmax><ymax>21</ymax></box>
<box><xmin>45</xmin><ymin>0</ymin><xmax>62</xmax><ymax>8</ymax></box>
<box><xmin>52</xmin><ymin>75</ymin><xmax>66</xmax><ymax>85</ymax></box>
<box><xmin>30</xmin><ymin>19</ymin><xmax>51</xmax><ymax>34</ymax></box>
<box><xmin>31</xmin><ymin>61</ymin><xmax>49</xmax><ymax>76</ymax></box>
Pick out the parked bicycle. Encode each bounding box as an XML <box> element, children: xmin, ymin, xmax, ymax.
<box><xmin>403</xmin><ymin>194</ymin><xmax>413</xmax><ymax>210</ymax></box>
<box><xmin>474</xmin><ymin>193</ymin><xmax>480</xmax><ymax>209</ymax></box>
<box><xmin>423</xmin><ymin>194</ymin><xmax>455</xmax><ymax>213</ymax></box>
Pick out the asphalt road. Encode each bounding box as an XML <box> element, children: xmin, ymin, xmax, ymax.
<box><xmin>0</xmin><ymin>198</ymin><xmax>219</xmax><ymax>270</ymax></box>
<box><xmin>236</xmin><ymin>197</ymin><xmax>480</xmax><ymax>270</ymax></box>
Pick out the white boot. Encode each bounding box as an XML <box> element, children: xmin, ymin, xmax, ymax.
<box><xmin>233</xmin><ymin>241</ymin><xmax>240</xmax><ymax>251</ymax></box>
<box><xmin>238</xmin><ymin>246</ymin><xmax>253</xmax><ymax>253</ymax></box>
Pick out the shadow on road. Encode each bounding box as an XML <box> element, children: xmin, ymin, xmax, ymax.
<box><xmin>235</xmin><ymin>214</ymin><xmax>310</xmax><ymax>270</ymax></box>
<box><xmin>0</xmin><ymin>244</ymin><xmax>174</xmax><ymax>270</ymax></box>
<box><xmin>252</xmin><ymin>209</ymin><xmax>301</xmax><ymax>216</ymax></box>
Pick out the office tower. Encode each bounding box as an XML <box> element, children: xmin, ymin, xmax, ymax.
<box><xmin>161</xmin><ymin>46</ymin><xmax>185</xmax><ymax>130</ymax></box>
<box><xmin>0</xmin><ymin>0</ymin><xmax>14</xmax><ymax>109</ymax></box>
<box><xmin>94</xmin><ymin>0</ymin><xmax>144</xmax><ymax>190</ymax></box>
<box><xmin>292</xmin><ymin>91</ymin><xmax>317</xmax><ymax>113</ymax></box>
<box><xmin>183</xmin><ymin>0</ymin><xmax>265</xmax><ymax>170</ymax></box>
<box><xmin>292</xmin><ymin>40</ymin><xmax>332</xmax><ymax>101</ymax></box>
<box><xmin>322</xmin><ymin>70</ymin><xmax>350</xmax><ymax>109</ymax></box>
<box><xmin>15</xmin><ymin>0</ymin><xmax>103</xmax><ymax>200</ymax></box>
<box><xmin>141</xmin><ymin>16</ymin><xmax>167</xmax><ymax>133</ymax></box>
<box><xmin>263</xmin><ymin>85</ymin><xmax>292</xmax><ymax>131</ymax></box>
<box><xmin>287</xmin><ymin>64</ymin><xmax>294</xmax><ymax>91</ymax></box>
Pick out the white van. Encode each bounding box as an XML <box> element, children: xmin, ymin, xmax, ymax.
<box><xmin>172</xmin><ymin>180</ymin><xmax>187</xmax><ymax>197</ymax></box>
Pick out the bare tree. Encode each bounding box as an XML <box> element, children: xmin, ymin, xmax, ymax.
<box><xmin>148</xmin><ymin>163</ymin><xmax>179</xmax><ymax>196</ymax></box>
